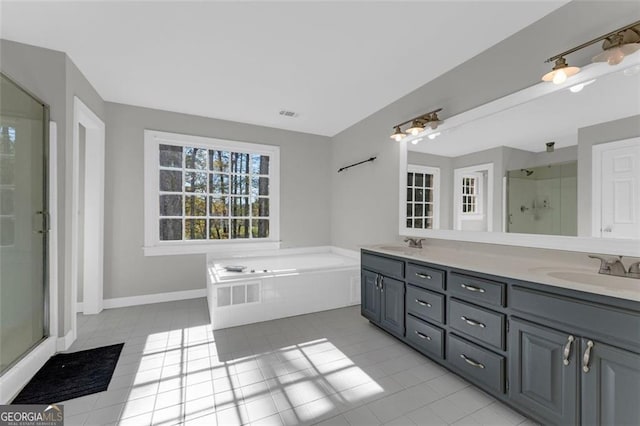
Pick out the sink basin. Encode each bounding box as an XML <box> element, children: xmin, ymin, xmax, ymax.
<box><xmin>546</xmin><ymin>271</ymin><xmax>609</xmax><ymax>286</ymax></box>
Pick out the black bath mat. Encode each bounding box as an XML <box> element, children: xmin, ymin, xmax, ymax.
<box><xmin>12</xmin><ymin>343</ymin><xmax>124</xmax><ymax>404</ymax></box>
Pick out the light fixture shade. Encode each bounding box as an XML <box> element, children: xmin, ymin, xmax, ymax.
<box><xmin>593</xmin><ymin>43</ymin><xmax>640</xmax><ymax>65</ymax></box>
<box><xmin>406</xmin><ymin>120</ymin><xmax>425</xmax><ymax>136</ymax></box>
<box><xmin>390</xmin><ymin>126</ymin><xmax>406</xmax><ymax>142</ymax></box>
<box><xmin>542</xmin><ymin>57</ymin><xmax>580</xmax><ymax>84</ymax></box>
<box><xmin>427</xmin><ymin>115</ymin><xmax>443</xmax><ymax>130</ymax></box>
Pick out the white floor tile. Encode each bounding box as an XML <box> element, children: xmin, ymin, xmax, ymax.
<box><xmin>50</xmin><ymin>301</ymin><xmax>534</xmax><ymax>426</ymax></box>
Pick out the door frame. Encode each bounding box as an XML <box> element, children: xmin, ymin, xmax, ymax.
<box><xmin>591</xmin><ymin>137</ymin><xmax>640</xmax><ymax>238</ymax></box>
<box><xmin>70</xmin><ymin>97</ymin><xmax>105</xmax><ymax>341</ymax></box>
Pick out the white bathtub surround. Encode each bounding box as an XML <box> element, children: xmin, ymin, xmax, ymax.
<box><xmin>207</xmin><ymin>246</ymin><xmax>360</xmax><ymax>330</ymax></box>
<box><xmin>366</xmin><ymin>244</ymin><xmax>640</xmax><ymax>302</ymax></box>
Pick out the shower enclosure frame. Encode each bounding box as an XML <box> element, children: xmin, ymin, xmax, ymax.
<box><xmin>0</xmin><ymin>71</ymin><xmax>55</xmax><ymax>403</ymax></box>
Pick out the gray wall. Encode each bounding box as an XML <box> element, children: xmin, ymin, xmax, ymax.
<box><xmin>329</xmin><ymin>0</ymin><xmax>640</xmax><ymax>250</ymax></box>
<box><xmin>104</xmin><ymin>103</ymin><xmax>331</xmax><ymax>299</ymax></box>
<box><xmin>577</xmin><ymin>114</ymin><xmax>640</xmax><ymax>236</ymax></box>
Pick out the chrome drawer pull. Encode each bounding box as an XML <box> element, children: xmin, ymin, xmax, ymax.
<box><xmin>460</xmin><ymin>316</ymin><xmax>486</xmax><ymax>328</ymax></box>
<box><xmin>415</xmin><ymin>299</ymin><xmax>432</xmax><ymax>308</ymax></box>
<box><xmin>460</xmin><ymin>283</ymin><xmax>486</xmax><ymax>293</ymax></box>
<box><xmin>415</xmin><ymin>272</ymin><xmax>432</xmax><ymax>280</ymax></box>
<box><xmin>563</xmin><ymin>335</ymin><xmax>575</xmax><ymax>366</ymax></box>
<box><xmin>415</xmin><ymin>331</ymin><xmax>432</xmax><ymax>341</ymax></box>
<box><xmin>582</xmin><ymin>340</ymin><xmax>594</xmax><ymax>373</ymax></box>
<box><xmin>460</xmin><ymin>354</ymin><xmax>485</xmax><ymax>369</ymax></box>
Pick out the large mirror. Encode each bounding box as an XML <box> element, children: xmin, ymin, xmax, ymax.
<box><xmin>399</xmin><ymin>58</ymin><xmax>640</xmax><ymax>255</ymax></box>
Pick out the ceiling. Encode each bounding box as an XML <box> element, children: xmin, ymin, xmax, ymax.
<box><xmin>409</xmin><ymin>63</ymin><xmax>640</xmax><ymax>157</ymax></box>
<box><xmin>0</xmin><ymin>1</ymin><xmax>567</xmax><ymax>136</ymax></box>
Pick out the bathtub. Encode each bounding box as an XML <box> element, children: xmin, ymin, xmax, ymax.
<box><xmin>206</xmin><ymin>247</ymin><xmax>361</xmax><ymax>330</ymax></box>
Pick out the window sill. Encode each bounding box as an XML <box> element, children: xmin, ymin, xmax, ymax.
<box><xmin>143</xmin><ymin>241</ymin><xmax>282</xmax><ymax>257</ymax></box>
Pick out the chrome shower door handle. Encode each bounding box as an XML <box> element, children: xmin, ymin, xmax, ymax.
<box><xmin>563</xmin><ymin>335</ymin><xmax>575</xmax><ymax>366</ymax></box>
<box><xmin>582</xmin><ymin>340</ymin><xmax>594</xmax><ymax>373</ymax></box>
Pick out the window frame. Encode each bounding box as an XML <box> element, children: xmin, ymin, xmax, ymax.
<box><xmin>405</xmin><ymin>164</ymin><xmax>440</xmax><ymax>230</ymax></box>
<box><xmin>144</xmin><ymin>130</ymin><xmax>280</xmax><ymax>256</ymax></box>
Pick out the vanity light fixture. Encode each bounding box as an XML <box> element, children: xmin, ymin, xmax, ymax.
<box><xmin>390</xmin><ymin>108</ymin><xmax>443</xmax><ymax>141</ymax></box>
<box><xmin>542</xmin><ymin>20</ymin><xmax>640</xmax><ymax>84</ymax></box>
<box><xmin>390</xmin><ymin>126</ymin><xmax>406</xmax><ymax>141</ymax></box>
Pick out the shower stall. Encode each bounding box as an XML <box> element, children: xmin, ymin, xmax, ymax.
<box><xmin>506</xmin><ymin>161</ymin><xmax>577</xmax><ymax>236</ymax></box>
<box><xmin>0</xmin><ymin>73</ymin><xmax>49</xmax><ymax>375</ymax></box>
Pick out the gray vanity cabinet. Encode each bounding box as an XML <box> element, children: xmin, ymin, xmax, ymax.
<box><xmin>379</xmin><ymin>276</ymin><xmax>405</xmax><ymax>336</ymax></box>
<box><xmin>360</xmin><ymin>249</ymin><xmax>640</xmax><ymax>425</ymax></box>
<box><xmin>361</xmin><ymin>253</ymin><xmax>406</xmax><ymax>337</ymax></box>
<box><xmin>509</xmin><ymin>318</ymin><xmax>578</xmax><ymax>425</ymax></box>
<box><xmin>581</xmin><ymin>340</ymin><xmax>640</xmax><ymax>426</ymax></box>
<box><xmin>361</xmin><ymin>269</ymin><xmax>381</xmax><ymax>323</ymax></box>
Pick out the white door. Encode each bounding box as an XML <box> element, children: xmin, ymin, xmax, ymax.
<box><xmin>597</xmin><ymin>138</ymin><xmax>640</xmax><ymax>239</ymax></box>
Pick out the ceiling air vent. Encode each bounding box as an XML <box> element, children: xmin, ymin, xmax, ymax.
<box><xmin>279</xmin><ymin>110</ymin><xmax>298</xmax><ymax>118</ymax></box>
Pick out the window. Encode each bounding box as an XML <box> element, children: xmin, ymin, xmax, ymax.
<box><xmin>406</xmin><ymin>165</ymin><xmax>440</xmax><ymax>230</ymax></box>
<box><xmin>453</xmin><ymin>163</ymin><xmax>493</xmax><ymax>232</ymax></box>
<box><xmin>461</xmin><ymin>176</ymin><xmax>479</xmax><ymax>214</ymax></box>
<box><xmin>144</xmin><ymin>130</ymin><xmax>279</xmax><ymax>255</ymax></box>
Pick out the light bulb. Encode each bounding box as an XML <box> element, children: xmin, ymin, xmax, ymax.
<box><xmin>552</xmin><ymin>69</ymin><xmax>567</xmax><ymax>84</ymax></box>
<box><xmin>391</xmin><ymin>134</ymin><xmax>403</xmax><ymax>142</ymax></box>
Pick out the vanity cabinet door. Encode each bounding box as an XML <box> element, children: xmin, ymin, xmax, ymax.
<box><xmin>581</xmin><ymin>340</ymin><xmax>640</xmax><ymax>426</ymax></box>
<box><xmin>380</xmin><ymin>276</ymin><xmax>405</xmax><ymax>337</ymax></box>
<box><xmin>361</xmin><ymin>269</ymin><xmax>380</xmax><ymax>323</ymax></box>
<box><xmin>509</xmin><ymin>318</ymin><xmax>578</xmax><ymax>426</ymax></box>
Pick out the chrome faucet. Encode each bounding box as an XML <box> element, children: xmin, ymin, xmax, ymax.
<box><xmin>589</xmin><ymin>255</ymin><xmax>640</xmax><ymax>279</ymax></box>
<box><xmin>404</xmin><ymin>237</ymin><xmax>425</xmax><ymax>249</ymax></box>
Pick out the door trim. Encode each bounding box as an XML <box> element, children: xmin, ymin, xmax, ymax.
<box><xmin>70</xmin><ymin>97</ymin><xmax>105</xmax><ymax>342</ymax></box>
<box><xmin>591</xmin><ymin>137</ymin><xmax>640</xmax><ymax>237</ymax></box>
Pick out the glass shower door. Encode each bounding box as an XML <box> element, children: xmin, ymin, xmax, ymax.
<box><xmin>0</xmin><ymin>73</ymin><xmax>48</xmax><ymax>374</ymax></box>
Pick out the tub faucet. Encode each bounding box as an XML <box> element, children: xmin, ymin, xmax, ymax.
<box><xmin>404</xmin><ymin>237</ymin><xmax>425</xmax><ymax>249</ymax></box>
<box><xmin>588</xmin><ymin>255</ymin><xmax>636</xmax><ymax>278</ymax></box>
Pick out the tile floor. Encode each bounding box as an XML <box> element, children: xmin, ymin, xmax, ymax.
<box><xmin>59</xmin><ymin>299</ymin><xmax>536</xmax><ymax>425</ymax></box>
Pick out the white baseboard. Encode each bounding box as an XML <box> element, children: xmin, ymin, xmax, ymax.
<box><xmin>103</xmin><ymin>288</ymin><xmax>206</xmax><ymax>309</ymax></box>
<box><xmin>0</xmin><ymin>337</ymin><xmax>56</xmax><ymax>404</ymax></box>
<box><xmin>56</xmin><ymin>329</ymin><xmax>75</xmax><ymax>352</ymax></box>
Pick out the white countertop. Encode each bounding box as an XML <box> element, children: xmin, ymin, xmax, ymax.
<box><xmin>363</xmin><ymin>244</ymin><xmax>640</xmax><ymax>303</ymax></box>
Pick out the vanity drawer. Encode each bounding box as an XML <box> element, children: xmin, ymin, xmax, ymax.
<box><xmin>511</xmin><ymin>286</ymin><xmax>640</xmax><ymax>350</ymax></box>
<box><xmin>406</xmin><ymin>285</ymin><xmax>444</xmax><ymax>324</ymax></box>
<box><xmin>449</xmin><ymin>299</ymin><xmax>505</xmax><ymax>350</ymax></box>
<box><xmin>448</xmin><ymin>333</ymin><xmax>505</xmax><ymax>394</ymax></box>
<box><xmin>406</xmin><ymin>315</ymin><xmax>444</xmax><ymax>359</ymax></box>
<box><xmin>449</xmin><ymin>272</ymin><xmax>505</xmax><ymax>307</ymax></box>
<box><xmin>407</xmin><ymin>263</ymin><xmax>445</xmax><ymax>291</ymax></box>
<box><xmin>361</xmin><ymin>252</ymin><xmax>404</xmax><ymax>279</ymax></box>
